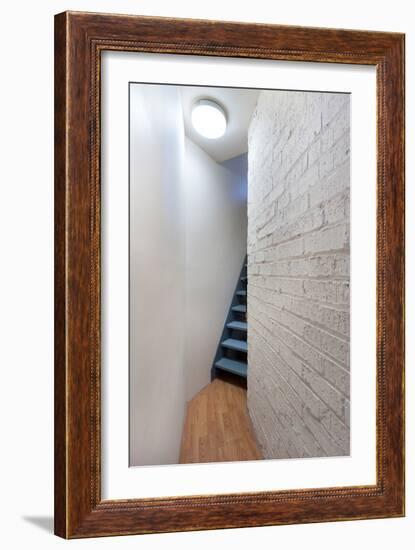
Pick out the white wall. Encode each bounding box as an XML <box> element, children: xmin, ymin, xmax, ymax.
<box><xmin>247</xmin><ymin>90</ymin><xmax>350</xmax><ymax>459</ymax></box>
<box><xmin>1</xmin><ymin>1</ymin><xmax>413</xmax><ymax>549</ymax></box>
<box><xmin>129</xmin><ymin>84</ymin><xmax>186</xmax><ymax>466</ymax></box>
<box><xmin>221</xmin><ymin>153</ymin><xmax>248</xmax><ymax>203</ymax></box>
<box><xmin>183</xmin><ymin>139</ymin><xmax>247</xmax><ymax>400</ymax></box>
<box><xmin>129</xmin><ymin>89</ymin><xmax>248</xmax><ymax>464</ymax></box>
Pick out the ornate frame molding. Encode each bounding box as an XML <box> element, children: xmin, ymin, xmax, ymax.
<box><xmin>55</xmin><ymin>11</ymin><xmax>405</xmax><ymax>538</ymax></box>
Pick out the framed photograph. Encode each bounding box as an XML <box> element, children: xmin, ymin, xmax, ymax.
<box><xmin>54</xmin><ymin>11</ymin><xmax>405</xmax><ymax>538</ymax></box>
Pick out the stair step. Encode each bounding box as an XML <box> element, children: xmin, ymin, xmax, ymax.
<box><xmin>241</xmin><ymin>276</ymin><xmax>248</xmax><ymax>282</ymax></box>
<box><xmin>232</xmin><ymin>304</ymin><xmax>246</xmax><ymax>314</ymax></box>
<box><xmin>215</xmin><ymin>357</ymin><xmax>247</xmax><ymax>378</ymax></box>
<box><xmin>221</xmin><ymin>338</ymin><xmax>248</xmax><ymax>353</ymax></box>
<box><xmin>236</xmin><ymin>290</ymin><xmax>247</xmax><ymax>297</ymax></box>
<box><xmin>227</xmin><ymin>321</ymin><xmax>247</xmax><ymax>332</ymax></box>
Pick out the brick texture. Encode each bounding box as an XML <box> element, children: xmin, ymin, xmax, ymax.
<box><xmin>247</xmin><ymin>91</ymin><xmax>350</xmax><ymax>458</ymax></box>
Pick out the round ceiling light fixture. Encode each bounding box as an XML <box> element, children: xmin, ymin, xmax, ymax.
<box><xmin>191</xmin><ymin>99</ymin><xmax>227</xmax><ymax>139</ymax></box>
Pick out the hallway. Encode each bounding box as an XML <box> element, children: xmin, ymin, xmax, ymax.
<box><xmin>129</xmin><ymin>83</ymin><xmax>351</xmax><ymax>467</ymax></box>
<box><xmin>179</xmin><ymin>377</ymin><xmax>262</xmax><ymax>464</ymax></box>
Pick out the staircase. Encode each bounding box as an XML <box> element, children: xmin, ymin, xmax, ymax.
<box><xmin>211</xmin><ymin>257</ymin><xmax>248</xmax><ymax>380</ymax></box>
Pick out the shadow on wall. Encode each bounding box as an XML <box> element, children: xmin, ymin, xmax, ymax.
<box><xmin>22</xmin><ymin>516</ymin><xmax>54</xmax><ymax>533</ymax></box>
<box><xmin>221</xmin><ymin>153</ymin><xmax>248</xmax><ymax>203</ymax></box>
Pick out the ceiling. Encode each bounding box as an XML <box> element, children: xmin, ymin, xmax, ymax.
<box><xmin>180</xmin><ymin>86</ymin><xmax>259</xmax><ymax>163</ymax></box>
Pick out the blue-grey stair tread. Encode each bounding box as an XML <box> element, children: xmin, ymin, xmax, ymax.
<box><xmin>241</xmin><ymin>276</ymin><xmax>248</xmax><ymax>281</ymax></box>
<box><xmin>215</xmin><ymin>358</ymin><xmax>247</xmax><ymax>378</ymax></box>
<box><xmin>221</xmin><ymin>338</ymin><xmax>248</xmax><ymax>352</ymax></box>
<box><xmin>236</xmin><ymin>290</ymin><xmax>247</xmax><ymax>296</ymax></box>
<box><xmin>227</xmin><ymin>321</ymin><xmax>247</xmax><ymax>332</ymax></box>
<box><xmin>232</xmin><ymin>304</ymin><xmax>247</xmax><ymax>313</ymax></box>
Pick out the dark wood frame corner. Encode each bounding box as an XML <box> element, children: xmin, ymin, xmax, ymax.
<box><xmin>54</xmin><ymin>10</ymin><xmax>405</xmax><ymax>539</ymax></box>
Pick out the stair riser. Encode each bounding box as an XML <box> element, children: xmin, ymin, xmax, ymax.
<box><xmin>227</xmin><ymin>321</ymin><xmax>248</xmax><ymax>332</ymax></box>
<box><xmin>215</xmin><ymin>358</ymin><xmax>247</xmax><ymax>379</ymax></box>
<box><xmin>211</xmin><ymin>255</ymin><xmax>248</xmax><ymax>381</ymax></box>
<box><xmin>222</xmin><ymin>342</ymin><xmax>248</xmax><ymax>353</ymax></box>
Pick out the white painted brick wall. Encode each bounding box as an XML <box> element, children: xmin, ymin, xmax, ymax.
<box><xmin>247</xmin><ymin>90</ymin><xmax>350</xmax><ymax>458</ymax></box>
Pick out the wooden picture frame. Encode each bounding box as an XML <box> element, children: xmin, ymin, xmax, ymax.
<box><xmin>54</xmin><ymin>11</ymin><xmax>405</xmax><ymax>538</ymax></box>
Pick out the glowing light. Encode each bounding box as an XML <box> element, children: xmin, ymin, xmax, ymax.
<box><xmin>191</xmin><ymin>99</ymin><xmax>227</xmax><ymax>139</ymax></box>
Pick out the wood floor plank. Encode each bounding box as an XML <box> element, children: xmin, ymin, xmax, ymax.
<box><xmin>179</xmin><ymin>378</ymin><xmax>262</xmax><ymax>464</ymax></box>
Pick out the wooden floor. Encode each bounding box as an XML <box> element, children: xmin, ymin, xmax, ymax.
<box><xmin>179</xmin><ymin>376</ymin><xmax>262</xmax><ymax>464</ymax></box>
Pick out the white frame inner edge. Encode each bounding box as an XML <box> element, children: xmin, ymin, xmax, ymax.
<box><xmin>101</xmin><ymin>51</ymin><xmax>376</xmax><ymax>500</ymax></box>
